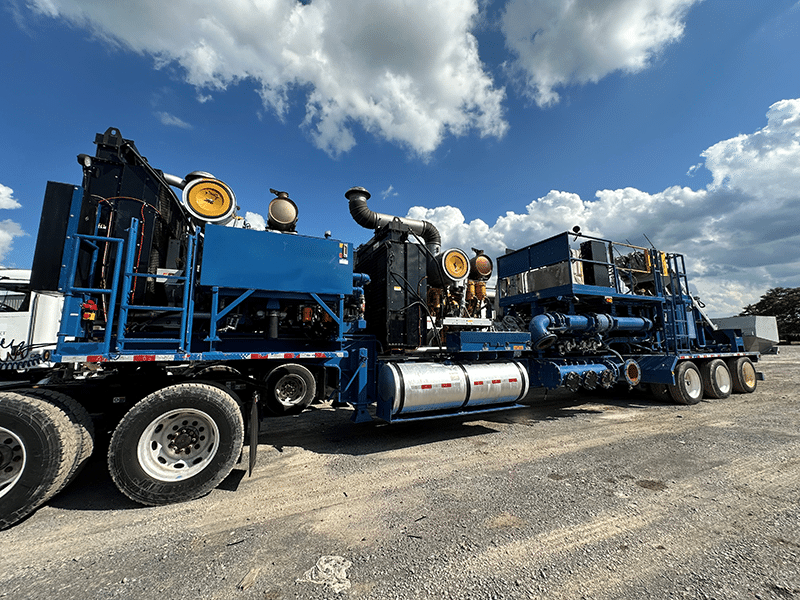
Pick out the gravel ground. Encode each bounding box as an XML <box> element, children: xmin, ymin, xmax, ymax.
<box><xmin>1</xmin><ymin>347</ymin><xmax>798</xmax><ymax>600</ymax></box>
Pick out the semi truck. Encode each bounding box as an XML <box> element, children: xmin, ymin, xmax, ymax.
<box><xmin>0</xmin><ymin>128</ymin><xmax>762</xmax><ymax>529</ymax></box>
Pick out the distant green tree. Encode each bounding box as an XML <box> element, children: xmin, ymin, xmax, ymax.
<box><xmin>740</xmin><ymin>287</ymin><xmax>800</xmax><ymax>339</ymax></box>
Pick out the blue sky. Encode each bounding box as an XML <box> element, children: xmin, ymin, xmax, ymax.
<box><xmin>2</xmin><ymin>0</ymin><xmax>799</xmax><ymax>316</ymax></box>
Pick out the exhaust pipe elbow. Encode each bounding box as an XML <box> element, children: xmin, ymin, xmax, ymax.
<box><xmin>346</xmin><ymin>186</ymin><xmax>441</xmax><ymax>253</ymax></box>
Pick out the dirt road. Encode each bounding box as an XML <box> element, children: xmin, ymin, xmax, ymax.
<box><xmin>2</xmin><ymin>348</ymin><xmax>798</xmax><ymax>599</ymax></box>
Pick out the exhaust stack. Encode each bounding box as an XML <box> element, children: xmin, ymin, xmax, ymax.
<box><xmin>346</xmin><ymin>187</ymin><xmax>441</xmax><ymax>255</ymax></box>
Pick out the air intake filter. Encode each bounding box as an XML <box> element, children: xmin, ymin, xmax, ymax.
<box><xmin>428</xmin><ymin>248</ymin><xmax>470</xmax><ymax>287</ymax></box>
<box><xmin>182</xmin><ymin>178</ymin><xmax>236</xmax><ymax>225</ymax></box>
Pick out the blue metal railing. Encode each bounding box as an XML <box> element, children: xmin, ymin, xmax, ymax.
<box><xmin>115</xmin><ymin>219</ymin><xmax>197</xmax><ymax>353</ymax></box>
<box><xmin>57</xmin><ymin>233</ymin><xmax>125</xmax><ymax>356</ymax></box>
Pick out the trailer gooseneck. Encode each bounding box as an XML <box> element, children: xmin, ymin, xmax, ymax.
<box><xmin>0</xmin><ymin>128</ymin><xmax>761</xmax><ymax>529</ymax></box>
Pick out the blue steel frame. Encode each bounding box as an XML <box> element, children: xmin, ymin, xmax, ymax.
<box><xmin>495</xmin><ymin>231</ymin><xmax>757</xmax><ymax>389</ymax></box>
<box><xmin>56</xmin><ymin>231</ymin><xmax>124</xmax><ymax>355</ymax></box>
<box><xmin>54</xmin><ymin>213</ymin><xmax>353</xmax><ymax>361</ymax></box>
<box><xmin>496</xmin><ymin>232</ymin><xmax>705</xmax><ymax>354</ymax></box>
<box><xmin>115</xmin><ymin>221</ymin><xmax>198</xmax><ymax>353</ymax></box>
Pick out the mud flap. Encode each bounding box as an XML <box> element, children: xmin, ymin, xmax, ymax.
<box><xmin>248</xmin><ymin>391</ymin><xmax>259</xmax><ymax>476</ymax></box>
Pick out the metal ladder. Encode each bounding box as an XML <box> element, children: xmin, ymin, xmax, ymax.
<box><xmin>662</xmin><ymin>253</ymin><xmax>692</xmax><ymax>353</ymax></box>
<box><xmin>114</xmin><ymin>219</ymin><xmax>197</xmax><ymax>354</ymax></box>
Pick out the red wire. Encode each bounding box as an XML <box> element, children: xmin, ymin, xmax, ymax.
<box><xmin>130</xmin><ymin>203</ymin><xmax>147</xmax><ymax>297</ymax></box>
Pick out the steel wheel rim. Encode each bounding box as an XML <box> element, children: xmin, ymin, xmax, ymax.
<box><xmin>137</xmin><ymin>409</ymin><xmax>219</xmax><ymax>482</ymax></box>
<box><xmin>715</xmin><ymin>364</ymin><xmax>732</xmax><ymax>394</ymax></box>
<box><xmin>684</xmin><ymin>368</ymin><xmax>703</xmax><ymax>400</ymax></box>
<box><xmin>0</xmin><ymin>426</ymin><xmax>26</xmax><ymax>499</ymax></box>
<box><xmin>742</xmin><ymin>362</ymin><xmax>756</xmax><ymax>388</ymax></box>
<box><xmin>275</xmin><ymin>374</ymin><xmax>307</xmax><ymax>407</ymax></box>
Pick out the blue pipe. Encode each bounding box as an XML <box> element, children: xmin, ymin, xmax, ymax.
<box><xmin>529</xmin><ymin>312</ymin><xmax>653</xmax><ymax>350</ymax></box>
<box><xmin>612</xmin><ymin>316</ymin><xmax>653</xmax><ymax>331</ymax></box>
<box><xmin>530</xmin><ymin>314</ymin><xmax>557</xmax><ymax>350</ymax></box>
<box><xmin>353</xmin><ymin>272</ymin><xmax>371</xmax><ymax>287</ymax></box>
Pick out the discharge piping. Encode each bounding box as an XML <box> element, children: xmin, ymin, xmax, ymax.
<box><xmin>529</xmin><ymin>312</ymin><xmax>653</xmax><ymax>350</ymax></box>
<box><xmin>346</xmin><ymin>187</ymin><xmax>442</xmax><ymax>255</ymax></box>
<box><xmin>530</xmin><ymin>314</ymin><xmax>558</xmax><ymax>350</ymax></box>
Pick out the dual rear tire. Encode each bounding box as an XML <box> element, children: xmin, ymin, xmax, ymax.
<box><xmin>0</xmin><ymin>391</ymin><xmax>81</xmax><ymax>529</ymax></box>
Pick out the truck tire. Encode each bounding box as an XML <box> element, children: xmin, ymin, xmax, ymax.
<box><xmin>700</xmin><ymin>359</ymin><xmax>732</xmax><ymax>399</ymax></box>
<box><xmin>107</xmin><ymin>383</ymin><xmax>244</xmax><ymax>506</ymax></box>
<box><xmin>727</xmin><ymin>357</ymin><xmax>757</xmax><ymax>394</ymax></box>
<box><xmin>14</xmin><ymin>389</ymin><xmax>95</xmax><ymax>493</ymax></box>
<box><xmin>264</xmin><ymin>364</ymin><xmax>316</xmax><ymax>415</ymax></box>
<box><xmin>0</xmin><ymin>392</ymin><xmax>77</xmax><ymax>529</ymax></box>
<box><xmin>668</xmin><ymin>361</ymin><xmax>703</xmax><ymax>405</ymax></box>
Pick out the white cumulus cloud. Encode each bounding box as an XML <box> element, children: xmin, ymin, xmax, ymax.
<box><xmin>0</xmin><ymin>184</ymin><xmax>22</xmax><ymax>210</ymax></box>
<box><xmin>0</xmin><ymin>219</ymin><xmax>26</xmax><ymax>266</ymax></box>
<box><xmin>408</xmin><ymin>98</ymin><xmax>800</xmax><ymax>316</ymax></box>
<box><xmin>25</xmin><ymin>0</ymin><xmax>507</xmax><ymax>157</ymax></box>
<box><xmin>0</xmin><ymin>185</ymin><xmax>25</xmax><ymax>265</ymax></box>
<box><xmin>244</xmin><ymin>211</ymin><xmax>267</xmax><ymax>231</ymax></box>
<box><xmin>501</xmin><ymin>0</ymin><xmax>699</xmax><ymax>106</ymax></box>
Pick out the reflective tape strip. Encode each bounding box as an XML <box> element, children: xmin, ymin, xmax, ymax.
<box><xmin>677</xmin><ymin>352</ymin><xmax>749</xmax><ymax>360</ymax></box>
<box><xmin>62</xmin><ymin>351</ymin><xmax>346</xmax><ymax>364</ymax></box>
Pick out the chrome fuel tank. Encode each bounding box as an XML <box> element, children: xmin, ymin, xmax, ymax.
<box><xmin>461</xmin><ymin>361</ymin><xmax>529</xmax><ymax>407</ymax></box>
<box><xmin>378</xmin><ymin>361</ymin><xmax>529</xmax><ymax>417</ymax></box>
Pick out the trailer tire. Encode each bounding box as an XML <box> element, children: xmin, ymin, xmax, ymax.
<box><xmin>264</xmin><ymin>364</ymin><xmax>316</xmax><ymax>415</ymax></box>
<box><xmin>700</xmin><ymin>359</ymin><xmax>732</xmax><ymax>399</ymax></box>
<box><xmin>649</xmin><ymin>383</ymin><xmax>672</xmax><ymax>402</ymax></box>
<box><xmin>668</xmin><ymin>361</ymin><xmax>703</xmax><ymax>405</ymax></box>
<box><xmin>0</xmin><ymin>392</ymin><xmax>77</xmax><ymax>529</ymax></box>
<box><xmin>107</xmin><ymin>383</ymin><xmax>244</xmax><ymax>506</ymax></box>
<box><xmin>728</xmin><ymin>357</ymin><xmax>757</xmax><ymax>394</ymax></box>
<box><xmin>14</xmin><ymin>389</ymin><xmax>95</xmax><ymax>493</ymax></box>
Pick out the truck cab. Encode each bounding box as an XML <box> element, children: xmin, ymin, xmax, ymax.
<box><xmin>0</xmin><ymin>269</ymin><xmax>62</xmax><ymax>375</ymax></box>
